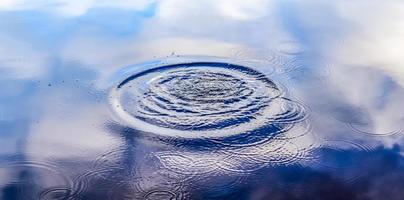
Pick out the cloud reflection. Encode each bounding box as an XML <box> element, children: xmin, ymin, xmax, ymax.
<box><xmin>1</xmin><ymin>0</ymin><xmax>404</xmax><ymax>199</ymax></box>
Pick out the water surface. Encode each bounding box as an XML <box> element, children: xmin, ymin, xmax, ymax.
<box><xmin>1</xmin><ymin>1</ymin><xmax>404</xmax><ymax>199</ymax></box>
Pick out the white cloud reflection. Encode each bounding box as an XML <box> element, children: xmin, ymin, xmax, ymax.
<box><xmin>331</xmin><ymin>0</ymin><xmax>404</xmax><ymax>85</ymax></box>
<box><xmin>1</xmin><ymin>0</ymin><xmax>404</xmax><ymax>182</ymax></box>
<box><xmin>0</xmin><ymin>0</ymin><xmax>154</xmax><ymax>16</ymax></box>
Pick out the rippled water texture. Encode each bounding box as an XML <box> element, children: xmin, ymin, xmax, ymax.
<box><xmin>2</xmin><ymin>1</ymin><xmax>404</xmax><ymax>200</ymax></box>
<box><xmin>110</xmin><ymin>62</ymin><xmax>305</xmax><ymax>139</ymax></box>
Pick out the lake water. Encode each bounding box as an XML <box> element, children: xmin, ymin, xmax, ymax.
<box><xmin>1</xmin><ymin>1</ymin><xmax>404</xmax><ymax>199</ymax></box>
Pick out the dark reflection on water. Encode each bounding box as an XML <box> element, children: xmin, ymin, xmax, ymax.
<box><xmin>1</xmin><ymin>0</ymin><xmax>404</xmax><ymax>199</ymax></box>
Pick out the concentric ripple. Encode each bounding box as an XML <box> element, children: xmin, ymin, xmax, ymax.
<box><xmin>0</xmin><ymin>161</ymin><xmax>73</xmax><ymax>200</ymax></box>
<box><xmin>110</xmin><ymin>61</ymin><xmax>305</xmax><ymax>138</ymax></box>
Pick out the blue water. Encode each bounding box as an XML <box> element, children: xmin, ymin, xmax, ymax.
<box><xmin>1</xmin><ymin>1</ymin><xmax>404</xmax><ymax>199</ymax></box>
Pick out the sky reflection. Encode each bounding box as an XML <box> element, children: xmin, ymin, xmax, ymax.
<box><xmin>1</xmin><ymin>0</ymin><xmax>404</xmax><ymax>199</ymax></box>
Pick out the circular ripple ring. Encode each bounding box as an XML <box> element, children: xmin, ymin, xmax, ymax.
<box><xmin>110</xmin><ymin>61</ymin><xmax>304</xmax><ymax>139</ymax></box>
